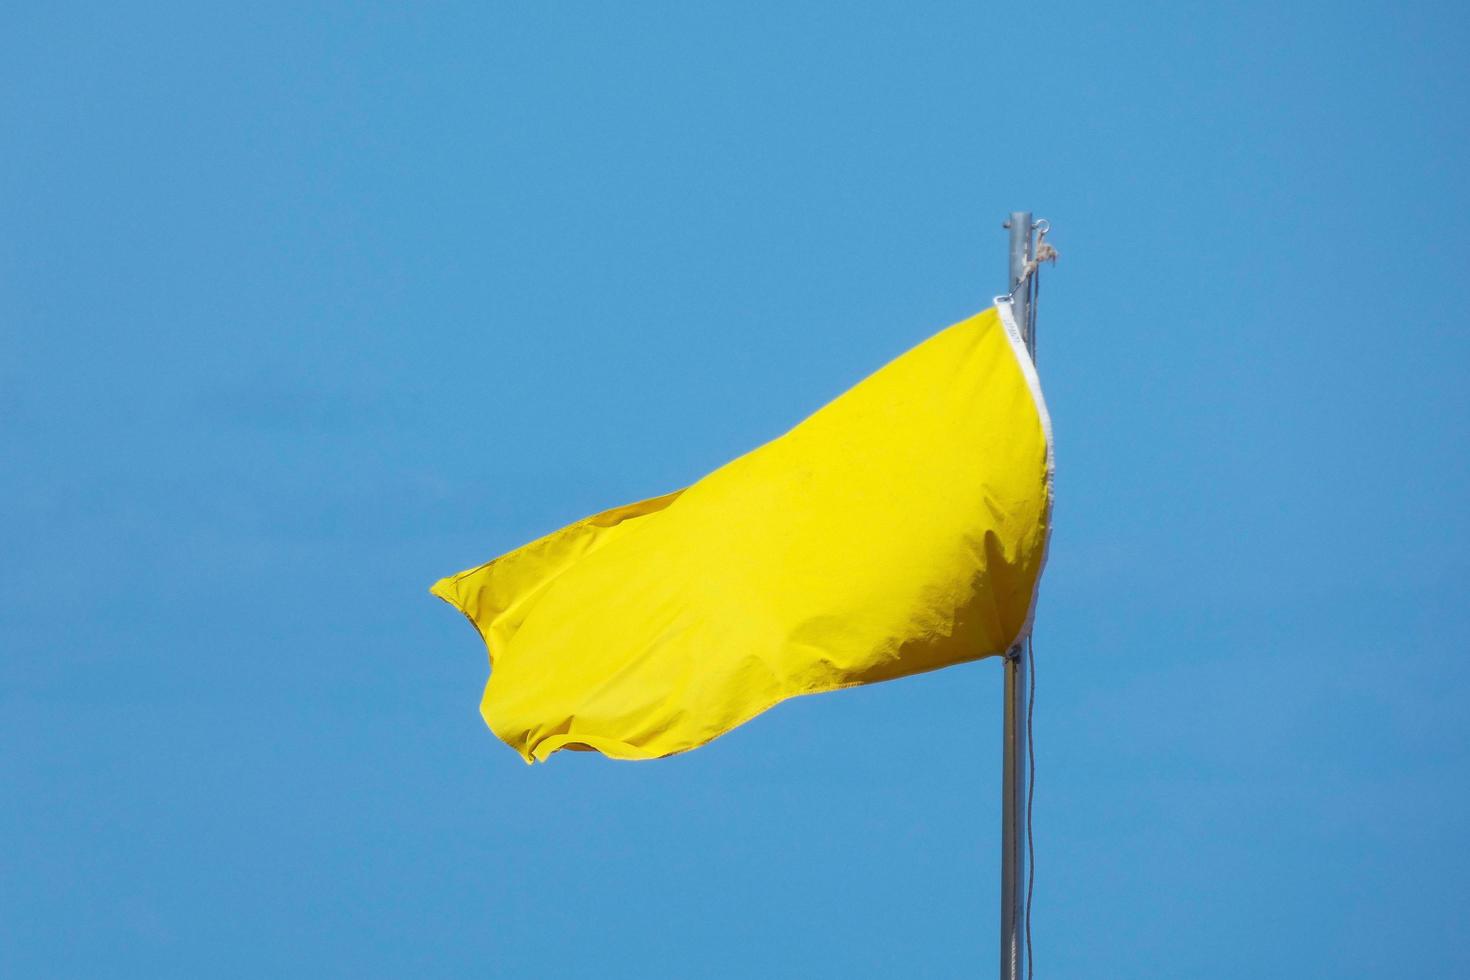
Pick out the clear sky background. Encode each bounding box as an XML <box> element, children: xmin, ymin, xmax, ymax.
<box><xmin>4</xmin><ymin>3</ymin><xmax>1468</xmax><ymax>977</ymax></box>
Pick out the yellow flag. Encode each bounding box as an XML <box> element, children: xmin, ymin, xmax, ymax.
<box><xmin>432</xmin><ymin>301</ymin><xmax>1052</xmax><ymax>762</ymax></box>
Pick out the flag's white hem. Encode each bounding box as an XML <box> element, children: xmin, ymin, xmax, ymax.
<box><xmin>994</xmin><ymin>296</ymin><xmax>1055</xmax><ymax>646</ymax></box>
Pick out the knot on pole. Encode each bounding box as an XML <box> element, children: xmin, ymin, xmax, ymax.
<box><xmin>1012</xmin><ymin>224</ymin><xmax>1059</xmax><ymax>295</ymax></box>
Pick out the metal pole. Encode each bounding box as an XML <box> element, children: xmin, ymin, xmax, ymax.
<box><xmin>999</xmin><ymin>211</ymin><xmax>1034</xmax><ymax>980</ymax></box>
<box><xmin>1007</xmin><ymin>211</ymin><xmax>1033</xmax><ymax>346</ymax></box>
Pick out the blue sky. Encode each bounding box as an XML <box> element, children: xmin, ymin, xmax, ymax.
<box><xmin>4</xmin><ymin>2</ymin><xmax>1468</xmax><ymax>977</ymax></box>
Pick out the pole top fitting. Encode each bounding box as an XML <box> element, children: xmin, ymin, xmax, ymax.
<box><xmin>1004</xmin><ymin>210</ymin><xmax>1033</xmax><ymax>231</ymax></box>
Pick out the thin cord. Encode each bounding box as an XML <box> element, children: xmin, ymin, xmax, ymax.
<box><xmin>1024</xmin><ymin>633</ymin><xmax>1036</xmax><ymax>980</ymax></box>
<box><xmin>1023</xmin><ymin>262</ymin><xmax>1040</xmax><ymax>980</ymax></box>
<box><xmin>1007</xmin><ymin>224</ymin><xmax>1057</xmax><ymax>304</ymax></box>
<box><xmin>1007</xmin><ymin>644</ymin><xmax>1025</xmax><ymax>980</ymax></box>
<box><xmin>1005</xmin><ymin>228</ymin><xmax>1049</xmax><ymax>979</ymax></box>
<box><xmin>1030</xmin><ymin>259</ymin><xmax>1042</xmax><ymax>359</ymax></box>
<box><xmin>1007</xmin><ymin>231</ymin><xmax>1058</xmax><ymax>302</ymax></box>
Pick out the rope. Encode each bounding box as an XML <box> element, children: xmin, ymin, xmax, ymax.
<box><xmin>1025</xmin><ymin>632</ymin><xmax>1036</xmax><ymax>980</ymax></box>
<box><xmin>1008</xmin><ymin>224</ymin><xmax>1059</xmax><ymax>299</ymax></box>
<box><xmin>1022</xmin><ymin>235</ymin><xmax>1046</xmax><ymax>980</ymax></box>
<box><xmin>1004</xmin><ymin>219</ymin><xmax>1051</xmax><ymax>979</ymax></box>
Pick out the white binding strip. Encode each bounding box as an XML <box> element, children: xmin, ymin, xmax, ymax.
<box><xmin>994</xmin><ymin>295</ymin><xmax>1055</xmax><ymax>646</ymax></box>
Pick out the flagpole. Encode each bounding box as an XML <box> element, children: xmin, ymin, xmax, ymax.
<box><xmin>1000</xmin><ymin>211</ymin><xmax>1034</xmax><ymax>980</ymax></box>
